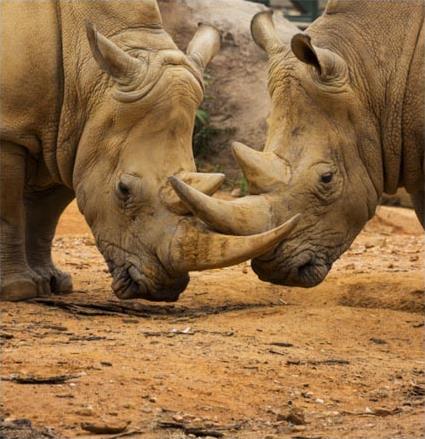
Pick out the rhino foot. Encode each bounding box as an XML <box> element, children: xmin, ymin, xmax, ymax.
<box><xmin>0</xmin><ymin>266</ymin><xmax>73</xmax><ymax>301</ymax></box>
<box><xmin>0</xmin><ymin>271</ymin><xmax>43</xmax><ymax>301</ymax></box>
<box><xmin>32</xmin><ymin>265</ymin><xmax>73</xmax><ymax>296</ymax></box>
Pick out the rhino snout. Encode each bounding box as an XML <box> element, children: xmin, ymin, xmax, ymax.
<box><xmin>251</xmin><ymin>246</ymin><xmax>331</xmax><ymax>288</ymax></box>
<box><xmin>107</xmin><ymin>255</ymin><xmax>189</xmax><ymax>302</ymax></box>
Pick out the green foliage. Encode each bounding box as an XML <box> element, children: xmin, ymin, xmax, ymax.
<box><xmin>193</xmin><ymin>107</ymin><xmax>219</xmax><ymax>158</ymax></box>
<box><xmin>239</xmin><ymin>176</ymin><xmax>249</xmax><ymax>196</ymax></box>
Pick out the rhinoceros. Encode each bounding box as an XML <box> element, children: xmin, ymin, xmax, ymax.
<box><xmin>170</xmin><ymin>0</ymin><xmax>424</xmax><ymax>288</ymax></box>
<box><xmin>0</xmin><ymin>0</ymin><xmax>300</xmax><ymax>302</ymax></box>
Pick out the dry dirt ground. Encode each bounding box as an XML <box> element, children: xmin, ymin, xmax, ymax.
<box><xmin>1</xmin><ymin>202</ymin><xmax>424</xmax><ymax>439</ymax></box>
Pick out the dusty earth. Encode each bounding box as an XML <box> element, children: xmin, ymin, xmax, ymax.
<box><xmin>1</xmin><ymin>202</ymin><xmax>424</xmax><ymax>439</ymax></box>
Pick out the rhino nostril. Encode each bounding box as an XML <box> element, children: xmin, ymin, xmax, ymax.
<box><xmin>297</xmin><ymin>257</ymin><xmax>315</xmax><ymax>274</ymax></box>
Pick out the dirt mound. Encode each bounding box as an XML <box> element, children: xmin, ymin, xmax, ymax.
<box><xmin>338</xmin><ymin>276</ymin><xmax>424</xmax><ymax>314</ymax></box>
<box><xmin>365</xmin><ymin>206</ymin><xmax>423</xmax><ymax>235</ymax></box>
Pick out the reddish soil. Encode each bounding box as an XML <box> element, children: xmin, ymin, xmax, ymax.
<box><xmin>1</xmin><ymin>202</ymin><xmax>424</xmax><ymax>439</ymax></box>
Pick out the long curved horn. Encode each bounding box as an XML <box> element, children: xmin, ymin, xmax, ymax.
<box><xmin>162</xmin><ymin>172</ymin><xmax>225</xmax><ymax>214</ymax></box>
<box><xmin>232</xmin><ymin>142</ymin><xmax>290</xmax><ymax>194</ymax></box>
<box><xmin>167</xmin><ymin>214</ymin><xmax>300</xmax><ymax>273</ymax></box>
<box><xmin>169</xmin><ymin>176</ymin><xmax>273</xmax><ymax>235</ymax></box>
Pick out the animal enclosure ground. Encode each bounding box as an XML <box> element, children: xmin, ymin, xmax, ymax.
<box><xmin>1</xmin><ymin>202</ymin><xmax>424</xmax><ymax>439</ymax></box>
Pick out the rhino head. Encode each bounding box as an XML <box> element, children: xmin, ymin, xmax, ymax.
<box><xmin>73</xmin><ymin>18</ymin><xmax>299</xmax><ymax>301</ymax></box>
<box><xmin>171</xmin><ymin>11</ymin><xmax>380</xmax><ymax>288</ymax></box>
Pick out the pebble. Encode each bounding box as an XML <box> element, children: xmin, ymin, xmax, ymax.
<box><xmin>231</xmin><ymin>188</ymin><xmax>242</xmax><ymax>197</ymax></box>
<box><xmin>75</xmin><ymin>407</ymin><xmax>94</xmax><ymax>416</ymax></box>
<box><xmin>277</xmin><ymin>407</ymin><xmax>306</xmax><ymax>425</ymax></box>
<box><xmin>291</xmin><ymin>425</ymin><xmax>306</xmax><ymax>432</ymax></box>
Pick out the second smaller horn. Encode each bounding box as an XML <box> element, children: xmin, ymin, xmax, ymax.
<box><xmin>187</xmin><ymin>23</ymin><xmax>221</xmax><ymax>71</ymax></box>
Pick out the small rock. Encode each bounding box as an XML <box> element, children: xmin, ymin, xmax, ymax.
<box><xmin>315</xmin><ymin>398</ymin><xmax>324</xmax><ymax>404</ymax></box>
<box><xmin>370</xmin><ymin>338</ymin><xmax>387</xmax><ymax>345</ymax></box>
<box><xmin>277</xmin><ymin>407</ymin><xmax>306</xmax><ymax>425</ymax></box>
<box><xmin>291</xmin><ymin>425</ymin><xmax>306</xmax><ymax>432</ymax></box>
<box><xmin>75</xmin><ymin>407</ymin><xmax>94</xmax><ymax>416</ymax></box>
<box><xmin>231</xmin><ymin>188</ymin><xmax>242</xmax><ymax>197</ymax></box>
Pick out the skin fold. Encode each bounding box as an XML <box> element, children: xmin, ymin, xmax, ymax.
<box><xmin>171</xmin><ymin>0</ymin><xmax>424</xmax><ymax>288</ymax></box>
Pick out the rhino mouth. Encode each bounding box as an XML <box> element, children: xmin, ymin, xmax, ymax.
<box><xmin>110</xmin><ymin>263</ymin><xmax>189</xmax><ymax>302</ymax></box>
<box><xmin>252</xmin><ymin>249</ymin><xmax>331</xmax><ymax>288</ymax></box>
<box><xmin>100</xmin><ymin>240</ymin><xmax>189</xmax><ymax>302</ymax></box>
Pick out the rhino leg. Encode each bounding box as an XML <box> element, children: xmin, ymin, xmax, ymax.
<box><xmin>25</xmin><ymin>186</ymin><xmax>74</xmax><ymax>295</ymax></box>
<box><xmin>410</xmin><ymin>190</ymin><xmax>425</xmax><ymax>228</ymax></box>
<box><xmin>0</xmin><ymin>142</ymin><xmax>45</xmax><ymax>301</ymax></box>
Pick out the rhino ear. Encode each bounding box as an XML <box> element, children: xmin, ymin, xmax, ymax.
<box><xmin>86</xmin><ymin>22</ymin><xmax>141</xmax><ymax>85</ymax></box>
<box><xmin>187</xmin><ymin>23</ymin><xmax>221</xmax><ymax>71</ymax></box>
<box><xmin>291</xmin><ymin>33</ymin><xmax>347</xmax><ymax>79</ymax></box>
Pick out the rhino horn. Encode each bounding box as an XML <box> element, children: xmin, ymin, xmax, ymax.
<box><xmin>170</xmin><ymin>176</ymin><xmax>277</xmax><ymax>235</ymax></box>
<box><xmin>251</xmin><ymin>10</ymin><xmax>299</xmax><ymax>54</ymax></box>
<box><xmin>86</xmin><ymin>22</ymin><xmax>141</xmax><ymax>85</ymax></box>
<box><xmin>167</xmin><ymin>214</ymin><xmax>301</xmax><ymax>273</ymax></box>
<box><xmin>163</xmin><ymin>172</ymin><xmax>225</xmax><ymax>214</ymax></box>
<box><xmin>232</xmin><ymin>142</ymin><xmax>290</xmax><ymax>194</ymax></box>
<box><xmin>187</xmin><ymin>23</ymin><xmax>221</xmax><ymax>71</ymax></box>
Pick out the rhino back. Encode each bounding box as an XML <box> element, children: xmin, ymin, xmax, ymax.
<box><xmin>0</xmin><ymin>0</ymin><xmax>62</xmax><ymax>156</ymax></box>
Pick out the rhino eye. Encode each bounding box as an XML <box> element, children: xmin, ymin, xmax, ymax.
<box><xmin>320</xmin><ymin>172</ymin><xmax>333</xmax><ymax>184</ymax></box>
<box><xmin>116</xmin><ymin>181</ymin><xmax>130</xmax><ymax>200</ymax></box>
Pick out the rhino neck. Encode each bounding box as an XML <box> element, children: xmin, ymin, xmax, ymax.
<box><xmin>310</xmin><ymin>0</ymin><xmax>424</xmax><ymax>196</ymax></box>
<box><xmin>55</xmin><ymin>0</ymin><xmax>166</xmax><ymax>188</ymax></box>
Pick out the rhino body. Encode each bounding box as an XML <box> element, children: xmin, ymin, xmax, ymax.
<box><xmin>172</xmin><ymin>0</ymin><xmax>424</xmax><ymax>287</ymax></box>
<box><xmin>0</xmin><ymin>0</ymin><xmax>298</xmax><ymax>301</ymax></box>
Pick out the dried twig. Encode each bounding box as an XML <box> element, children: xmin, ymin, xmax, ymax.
<box><xmin>269</xmin><ymin>342</ymin><xmax>294</xmax><ymax>347</ymax></box>
<box><xmin>31</xmin><ymin>297</ymin><xmax>287</xmax><ymax>319</ymax></box>
<box><xmin>157</xmin><ymin>421</ymin><xmax>224</xmax><ymax>437</ymax></box>
<box><xmin>81</xmin><ymin>422</ymin><xmax>129</xmax><ymax>434</ymax></box>
<box><xmin>286</xmin><ymin>358</ymin><xmax>350</xmax><ymax>366</ymax></box>
<box><xmin>1</xmin><ymin>373</ymin><xmax>80</xmax><ymax>384</ymax></box>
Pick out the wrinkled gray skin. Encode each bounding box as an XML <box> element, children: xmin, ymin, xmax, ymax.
<box><xmin>170</xmin><ymin>0</ymin><xmax>424</xmax><ymax>288</ymax></box>
<box><xmin>0</xmin><ymin>0</ymin><xmax>300</xmax><ymax>302</ymax></box>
